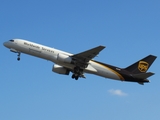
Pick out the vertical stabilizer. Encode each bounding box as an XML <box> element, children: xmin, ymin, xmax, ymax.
<box><xmin>125</xmin><ymin>55</ymin><xmax>157</xmax><ymax>74</ymax></box>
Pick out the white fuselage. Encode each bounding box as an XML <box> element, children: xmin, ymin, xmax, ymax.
<box><xmin>3</xmin><ymin>39</ymin><xmax>123</xmax><ymax>81</ymax></box>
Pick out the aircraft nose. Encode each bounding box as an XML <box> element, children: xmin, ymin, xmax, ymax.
<box><xmin>3</xmin><ymin>42</ymin><xmax>8</xmax><ymax>47</ymax></box>
<box><xmin>3</xmin><ymin>41</ymin><xmax>11</xmax><ymax>48</ymax></box>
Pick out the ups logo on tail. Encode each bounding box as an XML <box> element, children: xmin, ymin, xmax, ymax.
<box><xmin>138</xmin><ymin>61</ymin><xmax>149</xmax><ymax>72</ymax></box>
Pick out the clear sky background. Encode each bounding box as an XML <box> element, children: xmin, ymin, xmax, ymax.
<box><xmin>1</xmin><ymin>0</ymin><xmax>160</xmax><ymax>120</ymax></box>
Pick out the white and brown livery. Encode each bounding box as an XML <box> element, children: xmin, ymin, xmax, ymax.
<box><xmin>3</xmin><ymin>39</ymin><xmax>157</xmax><ymax>85</ymax></box>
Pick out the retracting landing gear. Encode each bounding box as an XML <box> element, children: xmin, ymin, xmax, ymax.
<box><xmin>17</xmin><ymin>52</ymin><xmax>21</xmax><ymax>61</ymax></box>
<box><xmin>72</xmin><ymin>66</ymin><xmax>83</xmax><ymax>80</ymax></box>
<box><xmin>72</xmin><ymin>74</ymin><xmax>79</xmax><ymax>80</ymax></box>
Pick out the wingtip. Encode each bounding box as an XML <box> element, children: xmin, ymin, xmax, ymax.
<box><xmin>100</xmin><ymin>45</ymin><xmax>106</xmax><ymax>48</ymax></box>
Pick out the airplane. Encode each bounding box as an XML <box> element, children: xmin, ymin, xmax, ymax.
<box><xmin>3</xmin><ymin>39</ymin><xmax>157</xmax><ymax>85</ymax></box>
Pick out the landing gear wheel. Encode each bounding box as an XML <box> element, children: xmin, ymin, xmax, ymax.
<box><xmin>71</xmin><ymin>74</ymin><xmax>79</xmax><ymax>80</ymax></box>
<box><xmin>17</xmin><ymin>58</ymin><xmax>20</xmax><ymax>61</ymax></box>
<box><xmin>75</xmin><ymin>76</ymin><xmax>79</xmax><ymax>80</ymax></box>
<box><xmin>72</xmin><ymin>66</ymin><xmax>84</xmax><ymax>80</ymax></box>
<box><xmin>17</xmin><ymin>52</ymin><xmax>21</xmax><ymax>61</ymax></box>
<box><xmin>72</xmin><ymin>74</ymin><xmax>75</xmax><ymax>79</ymax></box>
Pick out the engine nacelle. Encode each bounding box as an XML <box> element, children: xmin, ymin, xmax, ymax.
<box><xmin>52</xmin><ymin>64</ymin><xmax>70</xmax><ymax>75</ymax></box>
<box><xmin>57</xmin><ymin>53</ymin><xmax>72</xmax><ymax>63</ymax></box>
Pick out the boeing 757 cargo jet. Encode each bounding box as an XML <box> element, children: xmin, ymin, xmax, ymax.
<box><xmin>3</xmin><ymin>39</ymin><xmax>157</xmax><ymax>85</ymax></box>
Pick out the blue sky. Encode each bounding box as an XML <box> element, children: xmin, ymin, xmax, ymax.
<box><xmin>1</xmin><ymin>0</ymin><xmax>160</xmax><ymax>119</ymax></box>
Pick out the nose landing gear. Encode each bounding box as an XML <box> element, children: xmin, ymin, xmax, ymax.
<box><xmin>17</xmin><ymin>52</ymin><xmax>21</xmax><ymax>61</ymax></box>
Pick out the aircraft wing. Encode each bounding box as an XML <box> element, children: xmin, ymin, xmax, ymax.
<box><xmin>71</xmin><ymin>45</ymin><xmax>105</xmax><ymax>68</ymax></box>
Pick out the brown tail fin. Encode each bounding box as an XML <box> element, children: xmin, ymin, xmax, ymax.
<box><xmin>125</xmin><ymin>55</ymin><xmax>157</xmax><ymax>74</ymax></box>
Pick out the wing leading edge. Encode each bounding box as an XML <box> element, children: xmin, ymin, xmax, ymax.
<box><xmin>72</xmin><ymin>45</ymin><xmax>105</xmax><ymax>63</ymax></box>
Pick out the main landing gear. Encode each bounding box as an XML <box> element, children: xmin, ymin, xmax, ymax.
<box><xmin>72</xmin><ymin>74</ymin><xmax>79</xmax><ymax>80</ymax></box>
<box><xmin>17</xmin><ymin>52</ymin><xmax>21</xmax><ymax>61</ymax></box>
<box><xmin>71</xmin><ymin>66</ymin><xmax>83</xmax><ymax>80</ymax></box>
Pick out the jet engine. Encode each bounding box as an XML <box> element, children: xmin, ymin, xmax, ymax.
<box><xmin>57</xmin><ymin>53</ymin><xmax>72</xmax><ymax>63</ymax></box>
<box><xmin>52</xmin><ymin>64</ymin><xmax>70</xmax><ymax>75</ymax></box>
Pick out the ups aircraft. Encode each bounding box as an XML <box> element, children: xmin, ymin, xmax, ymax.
<box><xmin>3</xmin><ymin>39</ymin><xmax>157</xmax><ymax>85</ymax></box>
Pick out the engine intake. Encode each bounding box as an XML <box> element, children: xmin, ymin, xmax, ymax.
<box><xmin>52</xmin><ymin>64</ymin><xmax>70</xmax><ymax>75</ymax></box>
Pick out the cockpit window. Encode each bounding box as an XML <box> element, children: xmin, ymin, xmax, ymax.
<box><xmin>9</xmin><ymin>40</ymin><xmax>14</xmax><ymax>42</ymax></box>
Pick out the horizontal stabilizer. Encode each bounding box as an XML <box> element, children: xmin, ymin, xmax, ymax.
<box><xmin>133</xmin><ymin>72</ymin><xmax>154</xmax><ymax>79</ymax></box>
<box><xmin>138</xmin><ymin>79</ymin><xmax>150</xmax><ymax>85</ymax></box>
